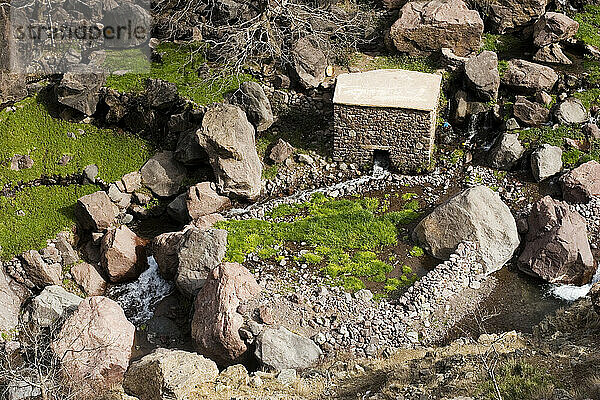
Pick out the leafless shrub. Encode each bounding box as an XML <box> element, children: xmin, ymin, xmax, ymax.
<box><xmin>153</xmin><ymin>0</ymin><xmax>385</xmax><ymax>82</ymax></box>
<box><xmin>0</xmin><ymin>311</ymin><xmax>117</xmax><ymax>400</ymax></box>
<box><xmin>1</xmin><ymin>319</ymin><xmax>78</xmax><ymax>400</ymax></box>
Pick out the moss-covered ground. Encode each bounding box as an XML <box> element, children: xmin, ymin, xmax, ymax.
<box><xmin>216</xmin><ymin>192</ymin><xmax>422</xmax><ymax>293</ymax></box>
<box><xmin>517</xmin><ymin>123</ymin><xmax>600</xmax><ymax>168</ymax></box>
<box><xmin>105</xmin><ymin>42</ymin><xmax>253</xmax><ymax>105</ymax></box>
<box><xmin>0</xmin><ymin>95</ymin><xmax>151</xmax><ymax>187</ymax></box>
<box><xmin>0</xmin><ymin>185</ymin><xmax>98</xmax><ymax>259</ymax></box>
<box><xmin>0</xmin><ymin>94</ymin><xmax>152</xmax><ymax>259</ymax></box>
<box><xmin>573</xmin><ymin>5</ymin><xmax>600</xmax><ymax>50</ymax></box>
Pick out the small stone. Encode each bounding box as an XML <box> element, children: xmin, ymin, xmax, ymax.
<box><xmin>505</xmin><ymin>118</ymin><xmax>520</xmax><ymax>130</ymax></box>
<box><xmin>469</xmin><ymin>280</ymin><xmax>481</xmax><ymax>290</ymax></box>
<box><xmin>83</xmin><ymin>164</ymin><xmax>99</xmax><ymax>182</ymax></box>
<box><xmin>354</xmin><ymin>289</ymin><xmax>374</xmax><ymax>302</ymax></box>
<box><xmin>121</xmin><ymin>172</ymin><xmax>142</xmax><ymax>193</ymax></box>
<box><xmin>583</xmin><ymin>123</ymin><xmax>600</xmax><ymax>140</ymax></box>
<box><xmin>325</xmin><ymin>65</ymin><xmax>334</xmax><ymax>77</ymax></box>
<box><xmin>297</xmin><ymin>153</ymin><xmax>314</xmax><ymax>165</ymax></box>
<box><xmin>10</xmin><ymin>155</ymin><xmax>34</xmax><ymax>171</ymax></box>
<box><xmin>277</xmin><ymin>369</ymin><xmax>297</xmax><ymax>385</ymax></box>
<box><xmin>57</xmin><ymin>155</ymin><xmax>72</xmax><ymax>166</ymax></box>
<box><xmin>249</xmin><ymin>375</ymin><xmax>263</xmax><ymax>387</ymax></box>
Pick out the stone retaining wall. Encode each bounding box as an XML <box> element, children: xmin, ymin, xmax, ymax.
<box><xmin>333</xmin><ymin>104</ymin><xmax>436</xmax><ymax>173</ymax></box>
<box><xmin>248</xmin><ymin>239</ymin><xmax>489</xmax><ymax>358</ymax></box>
<box><xmin>322</xmin><ymin>241</ymin><xmax>487</xmax><ymax>355</ymax></box>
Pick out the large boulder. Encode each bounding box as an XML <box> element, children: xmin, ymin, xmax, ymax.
<box><xmin>31</xmin><ymin>285</ymin><xmax>82</xmax><ymax>328</ymax></box>
<box><xmin>531</xmin><ymin>144</ymin><xmax>563</xmax><ymax>182</ymax></box>
<box><xmin>533</xmin><ymin>12</ymin><xmax>579</xmax><ymax>47</ymax></box>
<box><xmin>56</xmin><ymin>71</ymin><xmax>106</xmax><ymax>116</ymax></box>
<box><xmin>123</xmin><ymin>348</ymin><xmax>219</xmax><ymax>400</ymax></box>
<box><xmin>121</xmin><ymin>172</ymin><xmax>142</xmax><ymax>193</ymax></box>
<box><xmin>21</xmin><ymin>250</ymin><xmax>62</xmax><ymax>287</ymax></box>
<box><xmin>187</xmin><ymin>182</ymin><xmax>231</xmax><ymax>220</ymax></box>
<box><xmin>489</xmin><ymin>132</ymin><xmax>526</xmax><ymax>170</ymax></box>
<box><xmin>166</xmin><ymin>193</ymin><xmax>189</xmax><ymax>223</ymax></box>
<box><xmin>191</xmin><ymin>262</ymin><xmax>261</xmax><ymax>366</ymax></box>
<box><xmin>254</xmin><ymin>326</ymin><xmax>323</xmax><ymax>371</ymax></box>
<box><xmin>269</xmin><ymin>139</ymin><xmax>295</xmax><ymax>164</ymax></box>
<box><xmin>0</xmin><ymin>267</ymin><xmax>29</xmax><ymax>335</ymax></box>
<box><xmin>464</xmin><ymin>51</ymin><xmax>500</xmax><ymax>101</ymax></box>
<box><xmin>71</xmin><ymin>262</ymin><xmax>107</xmax><ymax>296</ymax></box>
<box><xmin>176</xmin><ymin>228</ymin><xmax>228</xmax><ymax>297</ymax></box>
<box><xmin>103</xmin><ymin>2</ymin><xmax>151</xmax><ymax>48</ymax></box>
<box><xmin>0</xmin><ymin>72</ymin><xmax>27</xmax><ymax>105</ymax></box>
<box><xmin>513</xmin><ymin>96</ymin><xmax>550</xmax><ymax>126</ymax></box>
<box><xmin>554</xmin><ymin>97</ymin><xmax>589</xmax><ymax>125</ymax></box>
<box><xmin>168</xmin><ymin>182</ymin><xmax>231</xmax><ymax>224</ymax></box>
<box><xmin>414</xmin><ymin>186</ymin><xmax>519</xmax><ymax>274</ymax></box>
<box><xmin>292</xmin><ymin>37</ymin><xmax>327</xmax><ymax>89</ymax></box>
<box><xmin>52</xmin><ymin>297</ymin><xmax>135</xmax><ymax>390</ymax></box>
<box><xmin>560</xmin><ymin>160</ymin><xmax>600</xmax><ymax>203</ymax></box>
<box><xmin>174</xmin><ymin>129</ymin><xmax>207</xmax><ymax>166</ymax></box>
<box><xmin>75</xmin><ymin>191</ymin><xmax>117</xmax><ymax>231</ymax></box>
<box><xmin>145</xmin><ymin>79</ymin><xmax>179</xmax><ymax>110</ymax></box>
<box><xmin>101</xmin><ymin>226</ymin><xmax>148</xmax><ymax>283</ymax></box>
<box><xmin>488</xmin><ymin>0</ymin><xmax>549</xmax><ymax>33</ymax></box>
<box><xmin>389</xmin><ymin>0</ymin><xmax>484</xmax><ymax>57</ymax></box>
<box><xmin>152</xmin><ymin>230</ymin><xmax>186</xmax><ymax>280</ymax></box>
<box><xmin>502</xmin><ymin>59</ymin><xmax>558</xmax><ymax>94</ymax></box>
<box><xmin>453</xmin><ymin>90</ymin><xmax>489</xmax><ymax>123</ymax></box>
<box><xmin>56</xmin><ymin>233</ymin><xmax>79</xmax><ymax>265</ymax></box>
<box><xmin>196</xmin><ymin>104</ymin><xmax>262</xmax><ymax>200</ymax></box>
<box><xmin>233</xmin><ymin>81</ymin><xmax>274</xmax><ymax>132</ymax></box>
<box><xmin>193</xmin><ymin>213</ymin><xmax>226</xmax><ymax>231</ymax></box>
<box><xmin>533</xmin><ymin>43</ymin><xmax>572</xmax><ymax>65</ymax></box>
<box><xmin>518</xmin><ymin>196</ymin><xmax>594</xmax><ymax>285</ymax></box>
<box><xmin>140</xmin><ymin>151</ymin><xmax>186</xmax><ymax>197</ymax></box>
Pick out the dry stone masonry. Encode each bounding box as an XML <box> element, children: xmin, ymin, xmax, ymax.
<box><xmin>333</xmin><ymin>69</ymin><xmax>442</xmax><ymax>173</ymax></box>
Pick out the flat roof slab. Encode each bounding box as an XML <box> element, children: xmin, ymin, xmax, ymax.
<box><xmin>333</xmin><ymin>69</ymin><xmax>443</xmax><ymax>111</ymax></box>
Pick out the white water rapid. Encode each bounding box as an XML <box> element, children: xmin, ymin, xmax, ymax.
<box><xmin>548</xmin><ymin>263</ymin><xmax>600</xmax><ymax>301</ymax></box>
<box><xmin>108</xmin><ymin>256</ymin><xmax>174</xmax><ymax>325</ymax></box>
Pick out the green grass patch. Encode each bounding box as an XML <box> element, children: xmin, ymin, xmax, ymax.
<box><xmin>262</xmin><ymin>164</ymin><xmax>279</xmax><ymax>180</ymax></box>
<box><xmin>573</xmin><ymin>88</ymin><xmax>600</xmax><ymax>111</ymax></box>
<box><xmin>517</xmin><ymin>125</ymin><xmax>600</xmax><ymax>167</ymax></box>
<box><xmin>0</xmin><ymin>185</ymin><xmax>98</xmax><ymax>260</ymax></box>
<box><xmin>367</xmin><ymin>54</ymin><xmax>436</xmax><ymax>73</ymax></box>
<box><xmin>104</xmin><ymin>48</ymin><xmax>151</xmax><ymax>74</ymax></box>
<box><xmin>582</xmin><ymin>58</ymin><xmax>600</xmax><ymax>86</ymax></box>
<box><xmin>478</xmin><ymin>360</ymin><xmax>555</xmax><ymax>400</ymax></box>
<box><xmin>498</xmin><ymin>60</ymin><xmax>509</xmax><ymax>78</ymax></box>
<box><xmin>480</xmin><ymin>34</ymin><xmax>528</xmax><ymax>60</ymax></box>
<box><xmin>409</xmin><ymin>246</ymin><xmax>424</xmax><ymax>257</ymax></box>
<box><xmin>574</xmin><ymin>5</ymin><xmax>600</xmax><ymax>49</ymax></box>
<box><xmin>105</xmin><ymin>42</ymin><xmax>253</xmax><ymax>105</ymax></box>
<box><xmin>517</xmin><ymin>125</ymin><xmax>584</xmax><ymax>148</ymax></box>
<box><xmin>384</xmin><ymin>265</ymin><xmax>416</xmax><ymax>293</ymax></box>
<box><xmin>216</xmin><ymin>193</ymin><xmax>420</xmax><ymax>292</ymax></box>
<box><xmin>0</xmin><ymin>95</ymin><xmax>151</xmax><ymax>187</ymax></box>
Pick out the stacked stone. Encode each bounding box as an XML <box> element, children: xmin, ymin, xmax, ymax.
<box><xmin>249</xmin><ymin>240</ymin><xmax>487</xmax><ymax>358</ymax></box>
<box><xmin>333</xmin><ymin>104</ymin><xmax>434</xmax><ymax>173</ymax></box>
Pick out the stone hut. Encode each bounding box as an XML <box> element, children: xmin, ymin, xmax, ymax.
<box><xmin>333</xmin><ymin>69</ymin><xmax>442</xmax><ymax>173</ymax></box>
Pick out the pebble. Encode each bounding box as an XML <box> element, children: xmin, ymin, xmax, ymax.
<box><xmin>277</xmin><ymin>369</ymin><xmax>297</xmax><ymax>385</ymax></box>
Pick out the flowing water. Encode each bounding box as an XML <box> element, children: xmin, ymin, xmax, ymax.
<box><xmin>108</xmin><ymin>256</ymin><xmax>174</xmax><ymax>326</ymax></box>
<box><xmin>123</xmin><ymin>159</ymin><xmax>598</xmax><ymax>339</ymax></box>
<box><xmin>549</xmin><ymin>263</ymin><xmax>600</xmax><ymax>301</ymax></box>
